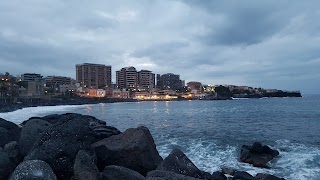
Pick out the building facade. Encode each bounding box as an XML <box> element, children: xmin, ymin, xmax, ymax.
<box><xmin>76</xmin><ymin>63</ymin><xmax>112</xmax><ymax>89</ymax></box>
<box><xmin>116</xmin><ymin>66</ymin><xmax>138</xmax><ymax>90</ymax></box>
<box><xmin>45</xmin><ymin>76</ymin><xmax>72</xmax><ymax>89</ymax></box>
<box><xmin>21</xmin><ymin>73</ymin><xmax>43</xmax><ymax>82</ymax></box>
<box><xmin>187</xmin><ymin>81</ymin><xmax>202</xmax><ymax>91</ymax></box>
<box><xmin>156</xmin><ymin>73</ymin><xmax>183</xmax><ymax>90</ymax></box>
<box><xmin>138</xmin><ymin>70</ymin><xmax>155</xmax><ymax>91</ymax></box>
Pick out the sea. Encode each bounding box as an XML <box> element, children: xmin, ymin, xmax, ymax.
<box><xmin>1</xmin><ymin>95</ymin><xmax>320</xmax><ymax>180</ymax></box>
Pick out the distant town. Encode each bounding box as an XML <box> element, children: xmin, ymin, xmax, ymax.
<box><xmin>0</xmin><ymin>63</ymin><xmax>301</xmax><ymax>111</ymax></box>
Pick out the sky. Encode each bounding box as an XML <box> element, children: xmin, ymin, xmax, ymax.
<box><xmin>0</xmin><ymin>0</ymin><xmax>320</xmax><ymax>94</ymax></box>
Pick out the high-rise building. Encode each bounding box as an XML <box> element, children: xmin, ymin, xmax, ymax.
<box><xmin>76</xmin><ymin>63</ymin><xmax>112</xmax><ymax>89</ymax></box>
<box><xmin>116</xmin><ymin>66</ymin><xmax>138</xmax><ymax>90</ymax></box>
<box><xmin>45</xmin><ymin>76</ymin><xmax>72</xmax><ymax>88</ymax></box>
<box><xmin>138</xmin><ymin>70</ymin><xmax>155</xmax><ymax>91</ymax></box>
<box><xmin>21</xmin><ymin>73</ymin><xmax>43</xmax><ymax>82</ymax></box>
<box><xmin>156</xmin><ymin>73</ymin><xmax>183</xmax><ymax>90</ymax></box>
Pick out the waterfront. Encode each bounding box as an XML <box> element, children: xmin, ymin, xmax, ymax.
<box><xmin>1</xmin><ymin>95</ymin><xmax>320</xmax><ymax>179</ymax></box>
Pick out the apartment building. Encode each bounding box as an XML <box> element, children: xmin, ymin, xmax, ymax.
<box><xmin>76</xmin><ymin>63</ymin><xmax>111</xmax><ymax>89</ymax></box>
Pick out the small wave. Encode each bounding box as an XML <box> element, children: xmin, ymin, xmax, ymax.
<box><xmin>0</xmin><ymin>105</ymin><xmax>87</xmax><ymax>124</ymax></box>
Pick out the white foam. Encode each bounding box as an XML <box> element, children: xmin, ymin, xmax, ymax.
<box><xmin>0</xmin><ymin>105</ymin><xmax>88</xmax><ymax>124</ymax></box>
<box><xmin>157</xmin><ymin>138</ymin><xmax>320</xmax><ymax>180</ymax></box>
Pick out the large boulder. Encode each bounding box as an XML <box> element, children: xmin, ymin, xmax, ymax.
<box><xmin>9</xmin><ymin>160</ymin><xmax>57</xmax><ymax>180</ymax></box>
<box><xmin>254</xmin><ymin>173</ymin><xmax>285</xmax><ymax>180</ymax></box>
<box><xmin>92</xmin><ymin>126</ymin><xmax>163</xmax><ymax>176</ymax></box>
<box><xmin>25</xmin><ymin>113</ymin><xmax>120</xmax><ymax>180</ymax></box>
<box><xmin>146</xmin><ymin>170</ymin><xmax>199</xmax><ymax>180</ymax></box>
<box><xmin>156</xmin><ymin>148</ymin><xmax>203</xmax><ymax>179</ymax></box>
<box><xmin>4</xmin><ymin>141</ymin><xmax>23</xmax><ymax>167</ymax></box>
<box><xmin>211</xmin><ymin>171</ymin><xmax>227</xmax><ymax>180</ymax></box>
<box><xmin>101</xmin><ymin>165</ymin><xmax>146</xmax><ymax>180</ymax></box>
<box><xmin>0</xmin><ymin>118</ymin><xmax>21</xmax><ymax>148</ymax></box>
<box><xmin>73</xmin><ymin>150</ymin><xmax>100</xmax><ymax>180</ymax></box>
<box><xmin>19</xmin><ymin>118</ymin><xmax>52</xmax><ymax>157</ymax></box>
<box><xmin>240</xmin><ymin>142</ymin><xmax>279</xmax><ymax>168</ymax></box>
<box><xmin>0</xmin><ymin>147</ymin><xmax>13</xmax><ymax>180</ymax></box>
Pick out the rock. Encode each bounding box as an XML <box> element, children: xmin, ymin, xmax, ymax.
<box><xmin>233</xmin><ymin>171</ymin><xmax>254</xmax><ymax>180</ymax></box>
<box><xmin>221</xmin><ymin>167</ymin><xmax>236</xmax><ymax>176</ymax></box>
<box><xmin>73</xmin><ymin>150</ymin><xmax>99</xmax><ymax>180</ymax></box>
<box><xmin>254</xmin><ymin>173</ymin><xmax>285</xmax><ymax>180</ymax></box>
<box><xmin>25</xmin><ymin>113</ymin><xmax>120</xmax><ymax>180</ymax></box>
<box><xmin>101</xmin><ymin>165</ymin><xmax>146</xmax><ymax>180</ymax></box>
<box><xmin>19</xmin><ymin>118</ymin><xmax>52</xmax><ymax>157</ymax></box>
<box><xmin>240</xmin><ymin>142</ymin><xmax>279</xmax><ymax>168</ymax></box>
<box><xmin>146</xmin><ymin>170</ymin><xmax>199</xmax><ymax>180</ymax></box>
<box><xmin>211</xmin><ymin>171</ymin><xmax>227</xmax><ymax>180</ymax></box>
<box><xmin>0</xmin><ymin>147</ymin><xmax>13</xmax><ymax>180</ymax></box>
<box><xmin>92</xmin><ymin>126</ymin><xmax>162</xmax><ymax>176</ymax></box>
<box><xmin>4</xmin><ymin>141</ymin><xmax>23</xmax><ymax>167</ymax></box>
<box><xmin>9</xmin><ymin>160</ymin><xmax>57</xmax><ymax>180</ymax></box>
<box><xmin>0</xmin><ymin>118</ymin><xmax>21</xmax><ymax>148</ymax></box>
<box><xmin>156</xmin><ymin>148</ymin><xmax>203</xmax><ymax>179</ymax></box>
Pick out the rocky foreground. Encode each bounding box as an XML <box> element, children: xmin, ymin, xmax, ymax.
<box><xmin>0</xmin><ymin>113</ymin><xmax>285</xmax><ymax>180</ymax></box>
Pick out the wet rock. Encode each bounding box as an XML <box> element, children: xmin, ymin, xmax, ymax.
<box><xmin>0</xmin><ymin>118</ymin><xmax>21</xmax><ymax>148</ymax></box>
<box><xmin>254</xmin><ymin>173</ymin><xmax>285</xmax><ymax>180</ymax></box>
<box><xmin>233</xmin><ymin>171</ymin><xmax>254</xmax><ymax>180</ymax></box>
<box><xmin>0</xmin><ymin>147</ymin><xmax>13</xmax><ymax>180</ymax></box>
<box><xmin>211</xmin><ymin>171</ymin><xmax>227</xmax><ymax>180</ymax></box>
<box><xmin>146</xmin><ymin>170</ymin><xmax>199</xmax><ymax>180</ymax></box>
<box><xmin>156</xmin><ymin>148</ymin><xmax>203</xmax><ymax>178</ymax></box>
<box><xmin>92</xmin><ymin>126</ymin><xmax>162</xmax><ymax>176</ymax></box>
<box><xmin>25</xmin><ymin>113</ymin><xmax>120</xmax><ymax>180</ymax></box>
<box><xmin>19</xmin><ymin>118</ymin><xmax>52</xmax><ymax>157</ymax></box>
<box><xmin>101</xmin><ymin>165</ymin><xmax>145</xmax><ymax>180</ymax></box>
<box><xmin>9</xmin><ymin>160</ymin><xmax>57</xmax><ymax>180</ymax></box>
<box><xmin>73</xmin><ymin>150</ymin><xmax>99</xmax><ymax>180</ymax></box>
<box><xmin>240</xmin><ymin>142</ymin><xmax>279</xmax><ymax>168</ymax></box>
<box><xmin>221</xmin><ymin>167</ymin><xmax>236</xmax><ymax>176</ymax></box>
<box><xmin>4</xmin><ymin>141</ymin><xmax>22</xmax><ymax>167</ymax></box>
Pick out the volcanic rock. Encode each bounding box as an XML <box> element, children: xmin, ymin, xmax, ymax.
<box><xmin>146</xmin><ymin>170</ymin><xmax>199</xmax><ymax>180</ymax></box>
<box><xmin>101</xmin><ymin>165</ymin><xmax>146</xmax><ymax>180</ymax></box>
<box><xmin>0</xmin><ymin>118</ymin><xmax>21</xmax><ymax>148</ymax></box>
<box><xmin>4</xmin><ymin>141</ymin><xmax>22</xmax><ymax>167</ymax></box>
<box><xmin>0</xmin><ymin>147</ymin><xmax>13</xmax><ymax>180</ymax></box>
<box><xmin>25</xmin><ymin>113</ymin><xmax>120</xmax><ymax>180</ymax></box>
<box><xmin>211</xmin><ymin>171</ymin><xmax>227</xmax><ymax>180</ymax></box>
<box><xmin>72</xmin><ymin>150</ymin><xmax>99</xmax><ymax>180</ymax></box>
<box><xmin>156</xmin><ymin>148</ymin><xmax>203</xmax><ymax>179</ymax></box>
<box><xmin>233</xmin><ymin>171</ymin><xmax>254</xmax><ymax>180</ymax></box>
<box><xmin>9</xmin><ymin>160</ymin><xmax>57</xmax><ymax>180</ymax></box>
<box><xmin>19</xmin><ymin>118</ymin><xmax>52</xmax><ymax>157</ymax></box>
<box><xmin>240</xmin><ymin>142</ymin><xmax>279</xmax><ymax>168</ymax></box>
<box><xmin>254</xmin><ymin>173</ymin><xmax>285</xmax><ymax>180</ymax></box>
<box><xmin>92</xmin><ymin>126</ymin><xmax>163</xmax><ymax>176</ymax></box>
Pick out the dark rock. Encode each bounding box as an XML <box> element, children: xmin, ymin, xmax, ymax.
<box><xmin>101</xmin><ymin>165</ymin><xmax>145</xmax><ymax>180</ymax></box>
<box><xmin>73</xmin><ymin>150</ymin><xmax>99</xmax><ymax>180</ymax></box>
<box><xmin>0</xmin><ymin>147</ymin><xmax>13</xmax><ymax>180</ymax></box>
<box><xmin>19</xmin><ymin>118</ymin><xmax>52</xmax><ymax>157</ymax></box>
<box><xmin>233</xmin><ymin>171</ymin><xmax>254</xmax><ymax>180</ymax></box>
<box><xmin>92</xmin><ymin>126</ymin><xmax>162</xmax><ymax>176</ymax></box>
<box><xmin>254</xmin><ymin>173</ymin><xmax>285</xmax><ymax>180</ymax></box>
<box><xmin>9</xmin><ymin>160</ymin><xmax>57</xmax><ymax>180</ymax></box>
<box><xmin>156</xmin><ymin>148</ymin><xmax>203</xmax><ymax>178</ymax></box>
<box><xmin>250</xmin><ymin>142</ymin><xmax>263</xmax><ymax>153</ymax></box>
<box><xmin>25</xmin><ymin>113</ymin><xmax>120</xmax><ymax>180</ymax></box>
<box><xmin>221</xmin><ymin>167</ymin><xmax>236</xmax><ymax>176</ymax></box>
<box><xmin>146</xmin><ymin>170</ymin><xmax>199</xmax><ymax>180</ymax></box>
<box><xmin>240</xmin><ymin>142</ymin><xmax>279</xmax><ymax>168</ymax></box>
<box><xmin>4</xmin><ymin>141</ymin><xmax>23</xmax><ymax>167</ymax></box>
<box><xmin>0</xmin><ymin>118</ymin><xmax>21</xmax><ymax>148</ymax></box>
<box><xmin>211</xmin><ymin>171</ymin><xmax>227</xmax><ymax>180</ymax></box>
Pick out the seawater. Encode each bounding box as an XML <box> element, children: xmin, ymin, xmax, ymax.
<box><xmin>1</xmin><ymin>95</ymin><xmax>320</xmax><ymax>180</ymax></box>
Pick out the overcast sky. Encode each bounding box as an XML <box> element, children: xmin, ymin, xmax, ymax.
<box><xmin>1</xmin><ymin>0</ymin><xmax>319</xmax><ymax>94</ymax></box>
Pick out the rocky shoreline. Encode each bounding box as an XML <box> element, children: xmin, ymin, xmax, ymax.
<box><xmin>0</xmin><ymin>113</ymin><xmax>285</xmax><ymax>180</ymax></box>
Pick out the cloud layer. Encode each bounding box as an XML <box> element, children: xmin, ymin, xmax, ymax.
<box><xmin>1</xmin><ymin>0</ymin><xmax>319</xmax><ymax>93</ymax></box>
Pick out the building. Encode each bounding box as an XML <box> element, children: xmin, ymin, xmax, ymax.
<box><xmin>21</xmin><ymin>73</ymin><xmax>43</xmax><ymax>82</ymax></box>
<box><xmin>76</xmin><ymin>63</ymin><xmax>112</xmax><ymax>89</ymax></box>
<box><xmin>156</xmin><ymin>73</ymin><xmax>183</xmax><ymax>90</ymax></box>
<box><xmin>138</xmin><ymin>70</ymin><xmax>155</xmax><ymax>91</ymax></box>
<box><xmin>27</xmin><ymin>81</ymin><xmax>44</xmax><ymax>96</ymax></box>
<box><xmin>45</xmin><ymin>76</ymin><xmax>72</xmax><ymax>89</ymax></box>
<box><xmin>187</xmin><ymin>81</ymin><xmax>202</xmax><ymax>91</ymax></box>
<box><xmin>116</xmin><ymin>67</ymin><xmax>138</xmax><ymax>90</ymax></box>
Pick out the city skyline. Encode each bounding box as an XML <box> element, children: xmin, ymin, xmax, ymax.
<box><xmin>1</xmin><ymin>1</ymin><xmax>320</xmax><ymax>94</ymax></box>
